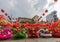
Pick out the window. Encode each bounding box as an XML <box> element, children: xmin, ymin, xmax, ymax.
<box><xmin>53</xmin><ymin>15</ymin><xmax>57</xmax><ymax>17</ymax></box>
<box><xmin>54</xmin><ymin>18</ymin><xmax>58</xmax><ymax>22</ymax></box>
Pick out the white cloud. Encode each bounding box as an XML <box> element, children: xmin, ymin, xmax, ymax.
<box><xmin>0</xmin><ymin>0</ymin><xmax>59</xmax><ymax>20</ymax></box>
<box><xmin>54</xmin><ymin>0</ymin><xmax>60</xmax><ymax>19</ymax></box>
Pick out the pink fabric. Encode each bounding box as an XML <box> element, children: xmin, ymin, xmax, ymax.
<box><xmin>0</xmin><ymin>28</ymin><xmax>13</xmax><ymax>39</ymax></box>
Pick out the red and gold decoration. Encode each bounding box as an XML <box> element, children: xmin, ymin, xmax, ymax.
<box><xmin>0</xmin><ymin>0</ymin><xmax>59</xmax><ymax>40</ymax></box>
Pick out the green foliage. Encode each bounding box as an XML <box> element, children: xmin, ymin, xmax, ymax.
<box><xmin>11</xmin><ymin>28</ymin><xmax>17</xmax><ymax>34</ymax></box>
<box><xmin>13</xmin><ymin>33</ymin><xmax>28</xmax><ymax>40</ymax></box>
<box><xmin>12</xmin><ymin>28</ymin><xmax>28</xmax><ymax>40</ymax></box>
<box><xmin>0</xmin><ymin>26</ymin><xmax>5</xmax><ymax>29</ymax></box>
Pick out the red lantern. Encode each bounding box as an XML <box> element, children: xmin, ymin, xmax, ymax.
<box><xmin>45</xmin><ymin>9</ymin><xmax>48</xmax><ymax>13</ymax></box>
<box><xmin>42</xmin><ymin>13</ymin><xmax>45</xmax><ymax>16</ymax></box>
<box><xmin>1</xmin><ymin>9</ymin><xmax>5</xmax><ymax>13</ymax></box>
<box><xmin>5</xmin><ymin>13</ymin><xmax>8</xmax><ymax>16</ymax></box>
<box><xmin>40</xmin><ymin>16</ymin><xmax>42</xmax><ymax>19</ymax></box>
<box><xmin>54</xmin><ymin>0</ymin><xmax>58</xmax><ymax>2</ymax></box>
<box><xmin>38</xmin><ymin>16</ymin><xmax>42</xmax><ymax>21</ymax></box>
<box><xmin>8</xmin><ymin>16</ymin><xmax>11</xmax><ymax>18</ymax></box>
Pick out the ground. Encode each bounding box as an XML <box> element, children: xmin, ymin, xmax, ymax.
<box><xmin>0</xmin><ymin>38</ymin><xmax>60</xmax><ymax>42</ymax></box>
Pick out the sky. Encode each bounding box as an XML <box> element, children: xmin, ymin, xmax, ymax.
<box><xmin>0</xmin><ymin>0</ymin><xmax>60</xmax><ymax>20</ymax></box>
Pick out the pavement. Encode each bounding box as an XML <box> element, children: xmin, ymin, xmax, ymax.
<box><xmin>0</xmin><ymin>38</ymin><xmax>60</xmax><ymax>42</ymax></box>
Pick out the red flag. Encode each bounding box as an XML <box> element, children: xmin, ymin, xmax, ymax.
<box><xmin>45</xmin><ymin>9</ymin><xmax>48</xmax><ymax>13</ymax></box>
<box><xmin>1</xmin><ymin>9</ymin><xmax>5</xmax><ymax>13</ymax></box>
<box><xmin>5</xmin><ymin>13</ymin><xmax>8</xmax><ymax>16</ymax></box>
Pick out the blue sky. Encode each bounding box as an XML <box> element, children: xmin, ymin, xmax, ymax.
<box><xmin>0</xmin><ymin>0</ymin><xmax>60</xmax><ymax>20</ymax></box>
